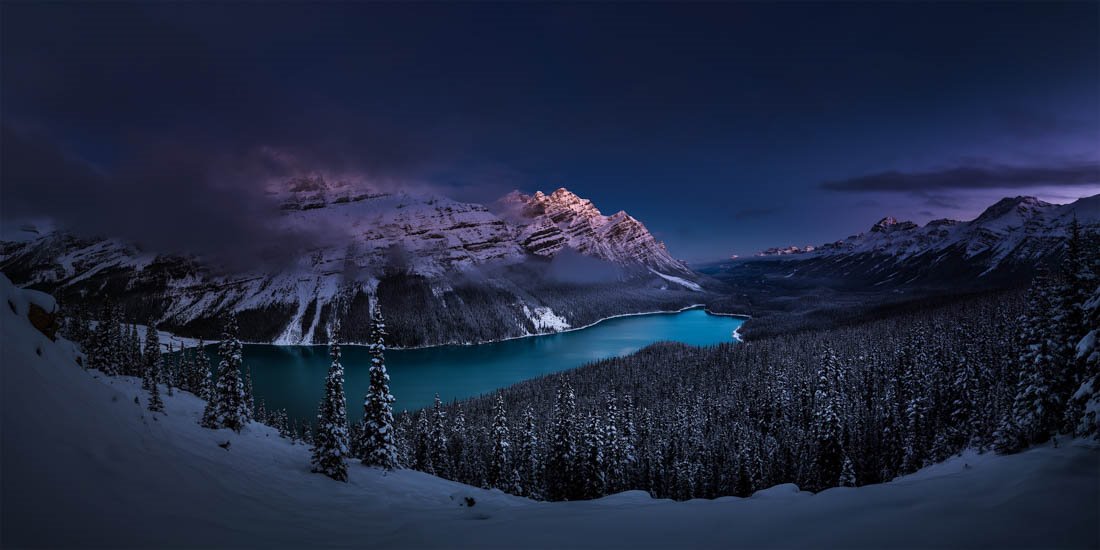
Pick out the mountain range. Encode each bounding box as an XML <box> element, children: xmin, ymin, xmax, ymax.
<box><xmin>748</xmin><ymin>194</ymin><xmax>1099</xmax><ymax>286</ymax></box>
<box><xmin>0</xmin><ymin>180</ymin><xmax>704</xmax><ymax>346</ymax></box>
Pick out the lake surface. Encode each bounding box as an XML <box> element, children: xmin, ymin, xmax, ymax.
<box><xmin>236</xmin><ymin>307</ymin><xmax>744</xmax><ymax>422</ymax></box>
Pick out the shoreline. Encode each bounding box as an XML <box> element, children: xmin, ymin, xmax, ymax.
<box><xmin>160</xmin><ymin>303</ymin><xmax>752</xmax><ymax>351</ymax></box>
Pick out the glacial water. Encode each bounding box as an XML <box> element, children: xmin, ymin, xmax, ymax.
<box><xmin>230</xmin><ymin>307</ymin><xmax>743</xmax><ymax>422</ymax></box>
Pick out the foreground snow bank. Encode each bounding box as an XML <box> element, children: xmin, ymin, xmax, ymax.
<box><xmin>1</xmin><ymin>274</ymin><xmax>1097</xmax><ymax>548</ymax></box>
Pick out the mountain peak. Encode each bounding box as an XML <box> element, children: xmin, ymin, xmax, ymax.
<box><xmin>497</xmin><ymin>188</ymin><xmax>691</xmax><ymax>275</ymax></box>
<box><xmin>871</xmin><ymin>216</ymin><xmax>917</xmax><ymax>233</ymax></box>
<box><xmin>974</xmin><ymin>196</ymin><xmax>1051</xmax><ymax>224</ymax></box>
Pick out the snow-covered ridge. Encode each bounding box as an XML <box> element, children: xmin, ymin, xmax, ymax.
<box><xmin>754</xmin><ymin>194</ymin><xmax>1100</xmax><ymax>280</ymax></box>
<box><xmin>498</xmin><ymin>187</ymin><xmax>693</xmax><ymax>276</ymax></box>
<box><xmin>761</xmin><ymin>194</ymin><xmax>1098</xmax><ymax>259</ymax></box>
<box><xmin>2</xmin><ymin>275</ymin><xmax>1097</xmax><ymax>547</ymax></box>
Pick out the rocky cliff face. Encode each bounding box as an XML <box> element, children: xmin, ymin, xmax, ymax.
<box><xmin>0</xmin><ymin>179</ymin><xmax>704</xmax><ymax>345</ymax></box>
<box><xmin>498</xmin><ymin>188</ymin><xmax>692</xmax><ymax>275</ymax></box>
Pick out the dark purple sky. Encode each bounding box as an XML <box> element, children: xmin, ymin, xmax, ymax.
<box><xmin>2</xmin><ymin>2</ymin><xmax>1098</xmax><ymax>261</ymax></box>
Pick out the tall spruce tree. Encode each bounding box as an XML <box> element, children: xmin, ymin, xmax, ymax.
<box><xmin>811</xmin><ymin>343</ymin><xmax>846</xmax><ymax>490</ymax></box>
<box><xmin>428</xmin><ymin>395</ymin><xmax>450</xmax><ymax>478</ymax></box>
<box><xmin>146</xmin><ymin>358</ymin><xmax>165</xmax><ymax>413</ymax></box>
<box><xmin>211</xmin><ymin>317</ymin><xmax>250</xmax><ymax>432</ymax></box>
<box><xmin>361</xmin><ymin>307</ymin><xmax>398</xmax><ymax>469</ymax></box>
<box><xmin>311</xmin><ymin>336</ymin><xmax>350</xmax><ymax>482</ymax></box>
<box><xmin>142</xmin><ymin>320</ymin><xmax>161</xmax><ymax>390</ymax></box>
<box><xmin>999</xmin><ymin>274</ymin><xmax>1061</xmax><ymax>451</ymax></box>
<box><xmin>488</xmin><ymin>393</ymin><xmax>511</xmax><ymax>489</ymax></box>
<box><xmin>90</xmin><ymin>303</ymin><xmax>115</xmax><ymax>374</ymax></box>
<box><xmin>127</xmin><ymin>323</ymin><xmax>141</xmax><ymax>376</ymax></box>
<box><xmin>546</xmin><ymin>378</ymin><xmax>579</xmax><ymax>500</ymax></box>
<box><xmin>517</xmin><ymin>405</ymin><xmax>541</xmax><ymax>498</ymax></box>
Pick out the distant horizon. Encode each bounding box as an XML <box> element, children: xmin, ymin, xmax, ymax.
<box><xmin>2</xmin><ymin>182</ymin><xmax>1098</xmax><ymax>265</ymax></box>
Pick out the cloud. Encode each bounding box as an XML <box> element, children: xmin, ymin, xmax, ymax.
<box><xmin>544</xmin><ymin>248</ymin><xmax>623</xmax><ymax>284</ymax></box>
<box><xmin>821</xmin><ymin>161</ymin><xmax>1100</xmax><ymax>192</ymax></box>
<box><xmin>0</xmin><ymin>126</ymin><xmax>338</xmax><ymax>270</ymax></box>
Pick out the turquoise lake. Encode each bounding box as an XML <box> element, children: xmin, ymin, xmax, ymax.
<box><xmin>236</xmin><ymin>307</ymin><xmax>744</xmax><ymax>422</ymax></box>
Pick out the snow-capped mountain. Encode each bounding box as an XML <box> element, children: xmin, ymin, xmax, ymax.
<box><xmin>497</xmin><ymin>188</ymin><xmax>692</xmax><ymax>275</ymax></box>
<box><xmin>0</xmin><ymin>178</ymin><xmax>705</xmax><ymax>345</ymax></box>
<box><xmin>750</xmin><ymin>194</ymin><xmax>1100</xmax><ymax>286</ymax></box>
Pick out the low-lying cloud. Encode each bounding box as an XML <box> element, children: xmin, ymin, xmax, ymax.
<box><xmin>822</xmin><ymin>161</ymin><xmax>1100</xmax><ymax>193</ymax></box>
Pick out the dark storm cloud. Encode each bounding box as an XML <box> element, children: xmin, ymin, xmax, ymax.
<box><xmin>0</xmin><ymin>126</ymin><xmax>333</xmax><ymax>269</ymax></box>
<box><xmin>821</xmin><ymin>162</ymin><xmax>1100</xmax><ymax>193</ymax></box>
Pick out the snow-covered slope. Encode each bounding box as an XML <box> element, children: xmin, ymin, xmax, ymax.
<box><xmin>0</xmin><ymin>179</ymin><xmax>704</xmax><ymax>345</ymax></box>
<box><xmin>753</xmin><ymin>194</ymin><xmax>1100</xmax><ymax>287</ymax></box>
<box><xmin>2</xmin><ymin>276</ymin><xmax>1097</xmax><ymax>548</ymax></box>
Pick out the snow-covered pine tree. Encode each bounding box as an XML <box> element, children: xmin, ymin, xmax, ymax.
<box><xmin>310</xmin><ymin>336</ymin><xmax>350</xmax><ymax>482</ymax></box>
<box><xmin>142</xmin><ymin>319</ymin><xmax>161</xmax><ymax>391</ymax></box>
<box><xmin>901</xmin><ymin>334</ymin><xmax>931</xmax><ymax>472</ymax></box>
<box><xmin>191</xmin><ymin>340</ymin><xmax>209</xmax><ymax>395</ymax></box>
<box><xmin>90</xmin><ymin>303</ymin><xmax>115</xmax><ymax>374</ymax></box>
<box><xmin>428</xmin><ymin>395</ymin><xmax>450</xmax><ymax>478</ymax></box>
<box><xmin>811</xmin><ymin>343</ymin><xmax>846</xmax><ymax>490</ymax></box>
<box><xmin>1067</xmin><ymin>231</ymin><xmax>1100</xmax><ymax>437</ymax></box>
<box><xmin>581</xmin><ymin>411</ymin><xmax>607</xmax><ymax>499</ymax></box>
<box><xmin>348</xmin><ymin>418</ymin><xmax>366</xmax><ymax>459</ymax></box>
<box><xmin>298</xmin><ymin>419</ymin><xmax>314</xmax><ymax>445</ymax></box>
<box><xmin>199</xmin><ymin>360</ymin><xmax>218</xmax><ymax>428</ymax></box>
<box><xmin>243</xmin><ymin>366</ymin><xmax>255</xmax><ymax>416</ymax></box>
<box><xmin>999</xmin><ymin>272</ymin><xmax>1062</xmax><ymax>452</ymax></box>
<box><xmin>107</xmin><ymin>305</ymin><xmax>124</xmax><ymax>374</ymax></box>
<box><xmin>1058</xmin><ymin>221</ymin><xmax>1097</xmax><ymax>433</ymax></box>
<box><xmin>274</xmin><ymin>408</ymin><xmax>292</xmax><ymax>439</ymax></box>
<box><xmin>945</xmin><ymin>351</ymin><xmax>979</xmax><ymax>455</ymax></box>
<box><xmin>448</xmin><ymin>404</ymin><xmax>470</xmax><ymax>483</ymax></box>
<box><xmin>164</xmin><ymin>342</ymin><xmax>175</xmax><ymax>396</ymax></box>
<box><xmin>487</xmin><ymin>393</ymin><xmax>511</xmax><ymax>489</ymax></box>
<box><xmin>255</xmin><ymin>398</ymin><xmax>267</xmax><ymax>426</ymax></box>
<box><xmin>211</xmin><ymin>316</ymin><xmax>250</xmax><ymax>432</ymax></box>
<box><xmin>413</xmin><ymin>412</ymin><xmax>434</xmax><ymax>474</ymax></box>
<box><xmin>546</xmin><ymin>378</ymin><xmax>579</xmax><ymax>501</ymax></box>
<box><xmin>146</xmin><ymin>358</ymin><xmax>165</xmax><ymax>413</ymax></box>
<box><xmin>361</xmin><ymin>307</ymin><xmax>398</xmax><ymax>470</ymax></box>
<box><xmin>176</xmin><ymin>343</ymin><xmax>191</xmax><ymax>393</ymax></box>
<box><xmin>517</xmin><ymin>405</ymin><xmax>541</xmax><ymax>498</ymax></box>
<box><xmin>839</xmin><ymin>455</ymin><xmax>856</xmax><ymax>487</ymax></box>
<box><xmin>127</xmin><ymin>323</ymin><xmax>141</xmax><ymax>376</ymax></box>
<box><xmin>602</xmin><ymin>393</ymin><xmax>625</xmax><ymax>492</ymax></box>
<box><xmin>394</xmin><ymin>412</ymin><xmax>415</xmax><ymax>468</ymax></box>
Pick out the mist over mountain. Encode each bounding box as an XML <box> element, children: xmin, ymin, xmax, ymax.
<box><xmin>0</xmin><ymin>179</ymin><xmax>706</xmax><ymax>346</ymax></box>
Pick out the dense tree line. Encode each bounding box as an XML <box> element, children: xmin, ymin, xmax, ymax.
<box><xmin>392</xmin><ymin>227</ymin><xmax>1099</xmax><ymax>500</ymax></box>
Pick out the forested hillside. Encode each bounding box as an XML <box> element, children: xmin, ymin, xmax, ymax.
<box><xmin>393</xmin><ymin>226</ymin><xmax>1100</xmax><ymax>500</ymax></box>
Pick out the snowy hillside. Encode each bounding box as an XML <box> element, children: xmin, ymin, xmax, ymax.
<box><xmin>2</xmin><ymin>276</ymin><xmax>1098</xmax><ymax>548</ymax></box>
<box><xmin>750</xmin><ymin>194</ymin><xmax>1100</xmax><ymax>287</ymax></box>
<box><xmin>0</xmin><ymin>178</ymin><xmax>704</xmax><ymax>345</ymax></box>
